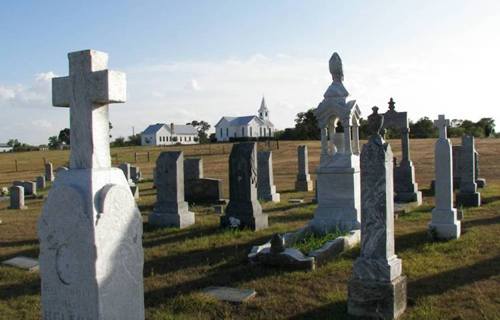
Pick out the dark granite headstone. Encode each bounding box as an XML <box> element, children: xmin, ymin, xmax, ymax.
<box><xmin>257</xmin><ymin>151</ymin><xmax>280</xmax><ymax>202</ymax></box>
<box><xmin>221</xmin><ymin>143</ymin><xmax>268</xmax><ymax>231</ymax></box>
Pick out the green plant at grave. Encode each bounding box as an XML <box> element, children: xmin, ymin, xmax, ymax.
<box><xmin>295</xmin><ymin>229</ymin><xmax>347</xmax><ymax>255</ymax></box>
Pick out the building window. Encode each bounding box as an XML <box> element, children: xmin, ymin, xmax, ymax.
<box><xmin>241</xmin><ymin>127</ymin><xmax>244</xmax><ymax>136</ymax></box>
<box><xmin>220</xmin><ymin>128</ymin><xmax>223</xmax><ymax>137</ymax></box>
<box><xmin>226</xmin><ymin>128</ymin><xmax>229</xmax><ymax>137</ymax></box>
<box><xmin>250</xmin><ymin>127</ymin><xmax>252</xmax><ymax>136</ymax></box>
<box><xmin>268</xmin><ymin>128</ymin><xmax>271</xmax><ymax>136</ymax></box>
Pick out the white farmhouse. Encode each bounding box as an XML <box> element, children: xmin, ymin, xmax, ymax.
<box><xmin>141</xmin><ymin>123</ymin><xmax>198</xmax><ymax>146</ymax></box>
<box><xmin>0</xmin><ymin>143</ymin><xmax>12</xmax><ymax>152</ymax></box>
<box><xmin>215</xmin><ymin>97</ymin><xmax>276</xmax><ymax>142</ymax></box>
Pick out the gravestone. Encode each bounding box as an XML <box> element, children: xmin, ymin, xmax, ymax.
<box><xmin>130</xmin><ymin>165</ymin><xmax>143</xmax><ymax>183</ymax></box>
<box><xmin>22</xmin><ymin>181</ymin><xmax>37</xmax><ymax>196</ymax></box>
<box><xmin>310</xmin><ymin>52</ymin><xmax>361</xmax><ymax>233</ymax></box>
<box><xmin>184</xmin><ymin>158</ymin><xmax>203</xmax><ymax>181</ymax></box>
<box><xmin>382</xmin><ymin>98</ymin><xmax>422</xmax><ymax>205</ymax></box>
<box><xmin>221</xmin><ymin>142</ymin><xmax>268</xmax><ymax>230</ymax></box>
<box><xmin>456</xmin><ymin>135</ymin><xmax>481</xmax><ymax>207</ymax></box>
<box><xmin>257</xmin><ymin>151</ymin><xmax>280</xmax><ymax>202</ymax></box>
<box><xmin>45</xmin><ymin>162</ymin><xmax>54</xmax><ymax>182</ymax></box>
<box><xmin>184</xmin><ymin>158</ymin><xmax>224</xmax><ymax>204</ymax></box>
<box><xmin>294</xmin><ymin>145</ymin><xmax>313</xmax><ymax>191</ymax></box>
<box><xmin>150</xmin><ymin>151</ymin><xmax>195</xmax><ymax>228</ymax></box>
<box><xmin>2</xmin><ymin>256</ymin><xmax>39</xmax><ymax>272</ymax></box>
<box><xmin>9</xmin><ymin>186</ymin><xmax>27</xmax><ymax>210</ymax></box>
<box><xmin>39</xmin><ymin>49</ymin><xmax>144</xmax><ymax>320</ymax></box>
<box><xmin>119</xmin><ymin>162</ymin><xmax>139</xmax><ymax>199</ymax></box>
<box><xmin>474</xmin><ymin>151</ymin><xmax>486</xmax><ymax>188</ymax></box>
<box><xmin>36</xmin><ymin>176</ymin><xmax>46</xmax><ymax>190</ymax></box>
<box><xmin>429</xmin><ymin>115</ymin><xmax>460</xmax><ymax>239</ymax></box>
<box><xmin>348</xmin><ymin>107</ymin><xmax>407</xmax><ymax>319</ymax></box>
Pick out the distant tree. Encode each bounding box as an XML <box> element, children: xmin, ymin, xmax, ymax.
<box><xmin>7</xmin><ymin>139</ymin><xmax>21</xmax><ymax>148</ymax></box>
<box><xmin>111</xmin><ymin>137</ymin><xmax>126</xmax><ymax>147</ymax></box>
<box><xmin>410</xmin><ymin>117</ymin><xmax>437</xmax><ymax>138</ymax></box>
<box><xmin>58</xmin><ymin>128</ymin><xmax>70</xmax><ymax>145</ymax></box>
<box><xmin>187</xmin><ymin>120</ymin><xmax>211</xmax><ymax>143</ymax></box>
<box><xmin>127</xmin><ymin>134</ymin><xmax>142</xmax><ymax>146</ymax></box>
<box><xmin>476</xmin><ymin>118</ymin><xmax>495</xmax><ymax>137</ymax></box>
<box><xmin>48</xmin><ymin>136</ymin><xmax>60</xmax><ymax>150</ymax></box>
<box><xmin>294</xmin><ymin>109</ymin><xmax>320</xmax><ymax>140</ymax></box>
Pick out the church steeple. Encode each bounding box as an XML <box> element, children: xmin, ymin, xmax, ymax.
<box><xmin>258</xmin><ymin>96</ymin><xmax>269</xmax><ymax>120</ymax></box>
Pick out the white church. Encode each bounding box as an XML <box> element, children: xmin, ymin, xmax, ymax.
<box><xmin>140</xmin><ymin>123</ymin><xmax>198</xmax><ymax>146</ymax></box>
<box><xmin>215</xmin><ymin>97</ymin><xmax>276</xmax><ymax>142</ymax></box>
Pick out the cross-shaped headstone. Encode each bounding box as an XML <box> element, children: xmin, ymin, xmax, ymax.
<box><xmin>52</xmin><ymin>50</ymin><xmax>126</xmax><ymax>169</ymax></box>
<box><xmin>434</xmin><ymin>114</ymin><xmax>449</xmax><ymax>139</ymax></box>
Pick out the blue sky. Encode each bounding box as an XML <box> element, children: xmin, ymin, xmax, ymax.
<box><xmin>1</xmin><ymin>0</ymin><xmax>500</xmax><ymax>144</ymax></box>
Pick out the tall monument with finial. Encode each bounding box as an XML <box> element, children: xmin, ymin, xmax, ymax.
<box><xmin>310</xmin><ymin>52</ymin><xmax>362</xmax><ymax>233</ymax></box>
<box><xmin>38</xmin><ymin>50</ymin><xmax>144</xmax><ymax>319</ymax></box>
<box><xmin>348</xmin><ymin>106</ymin><xmax>407</xmax><ymax>319</ymax></box>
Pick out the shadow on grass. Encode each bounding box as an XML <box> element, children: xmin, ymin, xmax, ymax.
<box><xmin>408</xmin><ymin>255</ymin><xmax>500</xmax><ymax>300</ymax></box>
<box><xmin>481</xmin><ymin>195</ymin><xmax>500</xmax><ymax>205</ymax></box>
<box><xmin>142</xmin><ymin>224</ymin><xmax>220</xmax><ymax>248</ymax></box>
<box><xmin>0</xmin><ymin>238</ymin><xmax>38</xmax><ymax>248</ymax></box>
<box><xmin>269</xmin><ymin>210</ymin><xmax>312</xmax><ymax>224</ymax></box>
<box><xmin>395</xmin><ymin>230</ymin><xmax>430</xmax><ymax>253</ymax></box>
<box><xmin>0</xmin><ymin>278</ymin><xmax>40</xmax><ymax>301</ymax></box>
<box><xmin>144</xmin><ymin>235</ymin><xmax>280</xmax><ymax>308</ymax></box>
<box><xmin>421</xmin><ymin>188</ymin><xmax>434</xmax><ymax>197</ymax></box>
<box><xmin>288</xmin><ymin>301</ymin><xmax>354</xmax><ymax>320</ymax></box>
<box><xmin>0</xmin><ymin>247</ymin><xmax>39</xmax><ymax>262</ymax></box>
<box><xmin>462</xmin><ymin>215</ymin><xmax>500</xmax><ymax>229</ymax></box>
<box><xmin>263</xmin><ymin>202</ymin><xmax>311</xmax><ymax>213</ymax></box>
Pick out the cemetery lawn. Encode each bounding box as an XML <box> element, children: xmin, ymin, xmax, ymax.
<box><xmin>1</xmin><ymin>139</ymin><xmax>500</xmax><ymax>320</ymax></box>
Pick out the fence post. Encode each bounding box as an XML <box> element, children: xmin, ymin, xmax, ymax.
<box><xmin>15</xmin><ymin>159</ymin><xmax>18</xmax><ymax>172</ymax></box>
<box><xmin>276</xmin><ymin>139</ymin><xmax>279</xmax><ymax>150</ymax></box>
<box><xmin>147</xmin><ymin>151</ymin><xmax>150</xmax><ymax>162</ymax></box>
<box><xmin>134</xmin><ymin>152</ymin><xmax>137</xmax><ymax>163</ymax></box>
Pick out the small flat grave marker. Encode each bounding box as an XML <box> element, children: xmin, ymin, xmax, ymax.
<box><xmin>203</xmin><ymin>286</ymin><xmax>256</xmax><ymax>303</ymax></box>
<box><xmin>289</xmin><ymin>198</ymin><xmax>304</xmax><ymax>204</ymax></box>
<box><xmin>2</xmin><ymin>256</ymin><xmax>39</xmax><ymax>272</ymax></box>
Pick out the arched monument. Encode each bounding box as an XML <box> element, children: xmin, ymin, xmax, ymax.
<box><xmin>310</xmin><ymin>52</ymin><xmax>362</xmax><ymax>233</ymax></box>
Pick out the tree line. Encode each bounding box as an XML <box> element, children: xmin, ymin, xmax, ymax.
<box><xmin>276</xmin><ymin>108</ymin><xmax>496</xmax><ymax>140</ymax></box>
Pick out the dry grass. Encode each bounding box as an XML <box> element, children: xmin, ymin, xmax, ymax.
<box><xmin>0</xmin><ymin>139</ymin><xmax>499</xmax><ymax>319</ymax></box>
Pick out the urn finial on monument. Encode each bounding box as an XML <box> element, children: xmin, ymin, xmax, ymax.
<box><xmin>324</xmin><ymin>52</ymin><xmax>349</xmax><ymax>99</ymax></box>
<box><xmin>388</xmin><ymin>97</ymin><xmax>396</xmax><ymax>111</ymax></box>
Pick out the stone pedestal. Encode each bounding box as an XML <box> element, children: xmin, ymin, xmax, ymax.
<box><xmin>310</xmin><ymin>165</ymin><xmax>360</xmax><ymax>233</ymax></box>
<box><xmin>150</xmin><ymin>151</ymin><xmax>195</xmax><ymax>228</ymax></box>
<box><xmin>221</xmin><ymin>143</ymin><xmax>268</xmax><ymax>231</ymax></box>
<box><xmin>257</xmin><ymin>151</ymin><xmax>280</xmax><ymax>202</ymax></box>
<box><xmin>36</xmin><ymin>176</ymin><xmax>46</xmax><ymax>190</ymax></box>
<box><xmin>394</xmin><ymin>161</ymin><xmax>422</xmax><ymax>204</ymax></box>
<box><xmin>45</xmin><ymin>162</ymin><xmax>54</xmax><ymax>182</ymax></box>
<box><xmin>456</xmin><ymin>135</ymin><xmax>481</xmax><ymax>207</ymax></box>
<box><xmin>429</xmin><ymin>116</ymin><xmax>460</xmax><ymax>240</ymax></box>
<box><xmin>9</xmin><ymin>186</ymin><xmax>27</xmax><ymax>210</ymax></box>
<box><xmin>294</xmin><ymin>145</ymin><xmax>313</xmax><ymax>192</ymax></box>
<box><xmin>348</xmin><ymin>108</ymin><xmax>406</xmax><ymax>319</ymax></box>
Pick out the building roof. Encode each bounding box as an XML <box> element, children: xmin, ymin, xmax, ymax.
<box><xmin>142</xmin><ymin>123</ymin><xmax>197</xmax><ymax>135</ymax></box>
<box><xmin>172</xmin><ymin>124</ymin><xmax>197</xmax><ymax>135</ymax></box>
<box><xmin>0</xmin><ymin>143</ymin><xmax>11</xmax><ymax>148</ymax></box>
<box><xmin>216</xmin><ymin>115</ymin><xmax>274</xmax><ymax>128</ymax></box>
<box><xmin>142</xmin><ymin>123</ymin><xmax>166</xmax><ymax>135</ymax></box>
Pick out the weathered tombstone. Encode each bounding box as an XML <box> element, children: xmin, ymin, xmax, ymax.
<box><xmin>474</xmin><ymin>151</ymin><xmax>486</xmax><ymax>188</ymax></box>
<box><xmin>221</xmin><ymin>142</ymin><xmax>268</xmax><ymax>230</ymax></box>
<box><xmin>21</xmin><ymin>181</ymin><xmax>37</xmax><ymax>196</ymax></box>
<box><xmin>294</xmin><ymin>145</ymin><xmax>313</xmax><ymax>191</ymax></box>
<box><xmin>130</xmin><ymin>165</ymin><xmax>143</xmax><ymax>183</ymax></box>
<box><xmin>456</xmin><ymin>135</ymin><xmax>481</xmax><ymax>207</ymax></box>
<box><xmin>382</xmin><ymin>98</ymin><xmax>422</xmax><ymax>205</ymax></box>
<box><xmin>150</xmin><ymin>151</ymin><xmax>195</xmax><ymax>228</ymax></box>
<box><xmin>38</xmin><ymin>49</ymin><xmax>144</xmax><ymax>319</ymax></box>
<box><xmin>9</xmin><ymin>186</ymin><xmax>27</xmax><ymax>210</ymax></box>
<box><xmin>452</xmin><ymin>146</ymin><xmax>462</xmax><ymax>188</ymax></box>
<box><xmin>45</xmin><ymin>162</ymin><xmax>55</xmax><ymax>182</ymax></box>
<box><xmin>36</xmin><ymin>176</ymin><xmax>46</xmax><ymax>190</ymax></box>
<box><xmin>310</xmin><ymin>52</ymin><xmax>361</xmax><ymax>233</ymax></box>
<box><xmin>184</xmin><ymin>158</ymin><xmax>224</xmax><ymax>204</ymax></box>
<box><xmin>429</xmin><ymin>115</ymin><xmax>460</xmax><ymax>239</ymax></box>
<box><xmin>119</xmin><ymin>162</ymin><xmax>139</xmax><ymax>199</ymax></box>
<box><xmin>257</xmin><ymin>151</ymin><xmax>280</xmax><ymax>202</ymax></box>
<box><xmin>348</xmin><ymin>107</ymin><xmax>407</xmax><ymax>319</ymax></box>
<box><xmin>184</xmin><ymin>158</ymin><xmax>203</xmax><ymax>181</ymax></box>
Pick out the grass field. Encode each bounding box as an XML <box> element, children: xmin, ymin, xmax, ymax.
<box><xmin>0</xmin><ymin>139</ymin><xmax>499</xmax><ymax>319</ymax></box>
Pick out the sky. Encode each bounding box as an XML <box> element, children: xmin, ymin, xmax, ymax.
<box><xmin>1</xmin><ymin>0</ymin><xmax>500</xmax><ymax>145</ymax></box>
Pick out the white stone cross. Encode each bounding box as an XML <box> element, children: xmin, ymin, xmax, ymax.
<box><xmin>434</xmin><ymin>114</ymin><xmax>449</xmax><ymax>139</ymax></box>
<box><xmin>52</xmin><ymin>50</ymin><xmax>126</xmax><ymax>169</ymax></box>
